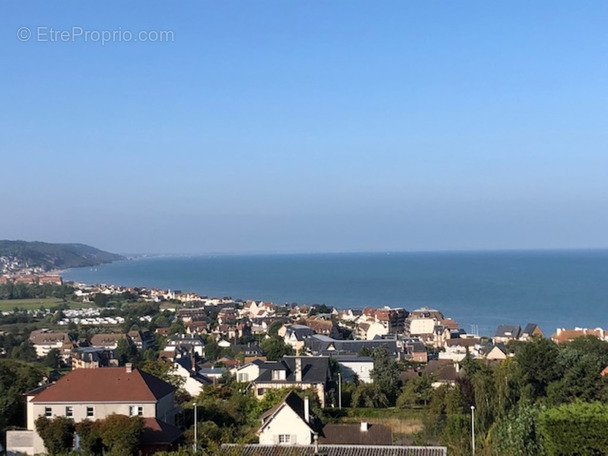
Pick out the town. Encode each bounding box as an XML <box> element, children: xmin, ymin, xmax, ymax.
<box><xmin>1</xmin><ymin>273</ymin><xmax>607</xmax><ymax>456</ymax></box>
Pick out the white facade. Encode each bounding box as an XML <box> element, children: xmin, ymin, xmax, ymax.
<box><xmin>409</xmin><ymin>318</ymin><xmax>436</xmax><ymax>336</ymax></box>
<box><xmin>259</xmin><ymin>403</ymin><xmax>314</xmax><ymax>445</ymax></box>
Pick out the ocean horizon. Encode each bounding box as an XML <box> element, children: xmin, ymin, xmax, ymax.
<box><xmin>61</xmin><ymin>249</ymin><xmax>608</xmax><ymax>337</ymax></box>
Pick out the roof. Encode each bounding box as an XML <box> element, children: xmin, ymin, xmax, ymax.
<box><xmin>90</xmin><ymin>333</ymin><xmax>126</xmax><ymax>346</ymax></box>
<box><xmin>320</xmin><ymin>424</ymin><xmax>392</xmax><ymax>445</ymax></box>
<box><xmin>29</xmin><ymin>330</ymin><xmax>70</xmax><ymax>345</ymax></box>
<box><xmin>141</xmin><ymin>418</ymin><xmax>183</xmax><ymax>446</ymax></box>
<box><xmin>305</xmin><ymin>336</ymin><xmax>397</xmax><ymax>357</ymax></box>
<box><xmin>31</xmin><ymin>367</ymin><xmax>175</xmax><ymax>403</ymax></box>
<box><xmin>222</xmin><ymin>444</ymin><xmax>447</xmax><ymax>456</ymax></box>
<box><xmin>260</xmin><ymin>391</ymin><xmax>323</xmax><ymax>433</ymax></box>
<box><xmin>256</xmin><ymin>356</ymin><xmax>330</xmax><ymax>384</ymax></box>
<box><xmin>494</xmin><ymin>325</ymin><xmax>521</xmax><ymax>339</ymax></box>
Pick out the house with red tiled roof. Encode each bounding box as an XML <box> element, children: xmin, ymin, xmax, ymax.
<box><xmin>6</xmin><ymin>365</ymin><xmax>181</xmax><ymax>455</ymax></box>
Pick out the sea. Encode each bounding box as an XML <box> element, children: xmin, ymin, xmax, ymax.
<box><xmin>61</xmin><ymin>250</ymin><xmax>608</xmax><ymax>337</ymax></box>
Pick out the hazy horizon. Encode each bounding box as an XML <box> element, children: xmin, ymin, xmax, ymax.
<box><xmin>2</xmin><ymin>1</ymin><xmax>607</xmax><ymax>254</ymax></box>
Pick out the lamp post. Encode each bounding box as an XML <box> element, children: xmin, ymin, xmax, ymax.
<box><xmin>193</xmin><ymin>402</ymin><xmax>198</xmax><ymax>454</ymax></box>
<box><xmin>471</xmin><ymin>405</ymin><xmax>475</xmax><ymax>455</ymax></box>
<box><xmin>338</xmin><ymin>372</ymin><xmax>342</xmax><ymax>410</ymax></box>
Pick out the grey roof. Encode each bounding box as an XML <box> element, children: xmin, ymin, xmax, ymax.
<box><xmin>222</xmin><ymin>444</ymin><xmax>447</xmax><ymax>456</ymax></box>
<box><xmin>320</xmin><ymin>424</ymin><xmax>392</xmax><ymax>445</ymax></box>
<box><xmin>494</xmin><ymin>325</ymin><xmax>521</xmax><ymax>339</ymax></box>
<box><xmin>256</xmin><ymin>356</ymin><xmax>330</xmax><ymax>384</ymax></box>
<box><xmin>305</xmin><ymin>335</ymin><xmax>398</xmax><ymax>357</ymax></box>
<box><xmin>522</xmin><ymin>323</ymin><xmax>541</xmax><ymax>336</ymax></box>
<box><xmin>287</xmin><ymin>325</ymin><xmax>315</xmax><ymax>341</ymax></box>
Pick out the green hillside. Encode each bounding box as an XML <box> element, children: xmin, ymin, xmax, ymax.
<box><xmin>0</xmin><ymin>240</ymin><xmax>124</xmax><ymax>270</ymax></box>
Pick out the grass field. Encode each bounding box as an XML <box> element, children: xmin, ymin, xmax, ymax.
<box><xmin>0</xmin><ymin>298</ymin><xmax>92</xmax><ymax>311</ymax></box>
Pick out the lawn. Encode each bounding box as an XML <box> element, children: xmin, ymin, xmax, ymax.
<box><xmin>0</xmin><ymin>298</ymin><xmax>93</xmax><ymax>311</ymax></box>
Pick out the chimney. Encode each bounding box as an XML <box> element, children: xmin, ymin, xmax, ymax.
<box><xmin>126</xmin><ymin>363</ymin><xmax>132</xmax><ymax>373</ymax></box>
<box><xmin>295</xmin><ymin>357</ymin><xmax>302</xmax><ymax>382</ymax></box>
<box><xmin>304</xmin><ymin>396</ymin><xmax>310</xmax><ymax>423</ymax></box>
<box><xmin>360</xmin><ymin>422</ymin><xmax>368</xmax><ymax>432</ymax></box>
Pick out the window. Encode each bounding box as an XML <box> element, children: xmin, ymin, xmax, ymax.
<box><xmin>278</xmin><ymin>435</ymin><xmax>291</xmax><ymax>444</ymax></box>
<box><xmin>86</xmin><ymin>406</ymin><xmax>94</xmax><ymax>418</ymax></box>
<box><xmin>129</xmin><ymin>406</ymin><xmax>143</xmax><ymax>416</ymax></box>
<box><xmin>272</xmin><ymin>370</ymin><xmax>286</xmax><ymax>380</ymax></box>
<box><xmin>45</xmin><ymin>407</ymin><xmax>52</xmax><ymax>417</ymax></box>
<box><xmin>238</xmin><ymin>373</ymin><xmax>249</xmax><ymax>382</ymax></box>
<box><xmin>65</xmin><ymin>406</ymin><xmax>73</xmax><ymax>417</ymax></box>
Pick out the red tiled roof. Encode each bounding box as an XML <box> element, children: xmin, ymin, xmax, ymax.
<box><xmin>31</xmin><ymin>367</ymin><xmax>175</xmax><ymax>403</ymax></box>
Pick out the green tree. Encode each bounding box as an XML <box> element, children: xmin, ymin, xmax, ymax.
<box><xmin>397</xmin><ymin>374</ymin><xmax>434</xmax><ymax>408</ymax></box>
<box><xmin>491</xmin><ymin>404</ymin><xmax>545</xmax><ymax>456</ymax></box>
<box><xmin>352</xmin><ymin>383</ymin><xmax>389</xmax><ymax>408</ymax></box>
<box><xmin>515</xmin><ymin>337</ymin><xmax>560</xmax><ymax>401</ymax></box>
<box><xmin>370</xmin><ymin>344</ymin><xmax>401</xmax><ymax>404</ymax></box>
<box><xmin>35</xmin><ymin>416</ymin><xmax>75</xmax><ymax>455</ymax></box>
<box><xmin>539</xmin><ymin>402</ymin><xmax>608</xmax><ymax>456</ymax></box>
<box><xmin>260</xmin><ymin>336</ymin><xmax>294</xmax><ymax>361</ymax></box>
<box><xmin>98</xmin><ymin>414</ymin><xmax>144</xmax><ymax>456</ymax></box>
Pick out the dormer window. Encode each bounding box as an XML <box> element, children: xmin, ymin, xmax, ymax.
<box><xmin>272</xmin><ymin>370</ymin><xmax>286</xmax><ymax>380</ymax></box>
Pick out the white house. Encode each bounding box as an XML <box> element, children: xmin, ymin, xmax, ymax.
<box><xmin>258</xmin><ymin>391</ymin><xmax>320</xmax><ymax>445</ymax></box>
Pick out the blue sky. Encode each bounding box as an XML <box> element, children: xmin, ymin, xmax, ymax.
<box><xmin>1</xmin><ymin>1</ymin><xmax>607</xmax><ymax>254</ymax></box>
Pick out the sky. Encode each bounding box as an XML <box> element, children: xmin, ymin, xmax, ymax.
<box><xmin>1</xmin><ymin>1</ymin><xmax>607</xmax><ymax>254</ymax></box>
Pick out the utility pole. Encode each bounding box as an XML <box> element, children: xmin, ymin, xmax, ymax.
<box><xmin>338</xmin><ymin>372</ymin><xmax>342</xmax><ymax>410</ymax></box>
<box><xmin>471</xmin><ymin>405</ymin><xmax>475</xmax><ymax>455</ymax></box>
<box><xmin>193</xmin><ymin>402</ymin><xmax>198</xmax><ymax>454</ymax></box>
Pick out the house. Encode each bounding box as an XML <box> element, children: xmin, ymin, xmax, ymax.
<box><xmin>258</xmin><ymin>391</ymin><xmax>323</xmax><ymax>445</ymax></box>
<box><xmin>332</xmin><ymin>356</ymin><xmax>374</xmax><ymax>383</ymax></box>
<box><xmin>90</xmin><ymin>333</ymin><xmax>128</xmax><ymax>349</ymax></box>
<box><xmin>551</xmin><ymin>327</ymin><xmax>608</xmax><ymax>344</ymax></box>
<box><xmin>233</xmin><ymin>343</ymin><xmax>267</xmax><ymax>363</ymax></box>
<box><xmin>481</xmin><ymin>344</ymin><xmax>508</xmax><ymax>361</ymax></box>
<box><xmin>281</xmin><ymin>325</ymin><xmax>314</xmax><ymax>351</ymax></box>
<box><xmin>520</xmin><ymin>323</ymin><xmax>544</xmax><ymax>341</ymax></box>
<box><xmin>251</xmin><ymin>392</ymin><xmax>446</xmax><ymax>455</ymax></box>
<box><xmin>233</xmin><ymin>359</ymin><xmax>272</xmax><ymax>383</ymax></box>
<box><xmin>28</xmin><ymin>330</ymin><xmax>71</xmax><ymax>358</ymax></box>
<box><xmin>128</xmin><ymin>329</ymin><xmax>155</xmax><ymax>350</ymax></box>
<box><xmin>494</xmin><ymin>325</ymin><xmax>521</xmax><ymax>344</ymax></box>
<box><xmin>165</xmin><ymin>334</ymin><xmax>205</xmax><ymax>357</ymax></box>
<box><xmin>6</xmin><ymin>365</ymin><xmax>181</xmax><ymax>455</ymax></box>
<box><xmin>304</xmin><ymin>334</ymin><xmax>399</xmax><ymax>358</ymax></box>
<box><xmin>252</xmin><ymin>356</ymin><xmax>331</xmax><ymax>407</ymax></box>
<box><xmin>71</xmin><ymin>347</ymin><xmax>119</xmax><ymax>369</ymax></box>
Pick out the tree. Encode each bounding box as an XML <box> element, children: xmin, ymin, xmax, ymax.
<box><xmin>539</xmin><ymin>402</ymin><xmax>608</xmax><ymax>456</ymax></box>
<box><xmin>491</xmin><ymin>404</ymin><xmax>545</xmax><ymax>456</ymax></box>
<box><xmin>35</xmin><ymin>416</ymin><xmax>75</xmax><ymax>455</ymax></box>
<box><xmin>370</xmin><ymin>344</ymin><xmax>401</xmax><ymax>404</ymax></box>
<box><xmin>98</xmin><ymin>414</ymin><xmax>144</xmax><ymax>456</ymax></box>
<box><xmin>397</xmin><ymin>374</ymin><xmax>434</xmax><ymax>408</ymax></box>
<box><xmin>260</xmin><ymin>336</ymin><xmax>294</xmax><ymax>361</ymax></box>
<box><xmin>352</xmin><ymin>383</ymin><xmax>389</xmax><ymax>408</ymax></box>
<box><xmin>74</xmin><ymin>419</ymin><xmax>103</xmax><ymax>455</ymax></box>
<box><xmin>515</xmin><ymin>337</ymin><xmax>560</xmax><ymax>401</ymax></box>
<box><xmin>44</xmin><ymin>347</ymin><xmax>62</xmax><ymax>369</ymax></box>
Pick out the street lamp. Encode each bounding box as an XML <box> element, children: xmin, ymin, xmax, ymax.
<box><xmin>471</xmin><ymin>405</ymin><xmax>475</xmax><ymax>455</ymax></box>
<box><xmin>338</xmin><ymin>372</ymin><xmax>342</xmax><ymax>410</ymax></box>
<box><xmin>193</xmin><ymin>402</ymin><xmax>198</xmax><ymax>454</ymax></box>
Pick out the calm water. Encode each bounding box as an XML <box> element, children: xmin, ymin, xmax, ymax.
<box><xmin>62</xmin><ymin>250</ymin><xmax>608</xmax><ymax>336</ymax></box>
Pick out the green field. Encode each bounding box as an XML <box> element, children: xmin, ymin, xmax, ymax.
<box><xmin>0</xmin><ymin>298</ymin><xmax>93</xmax><ymax>311</ymax></box>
